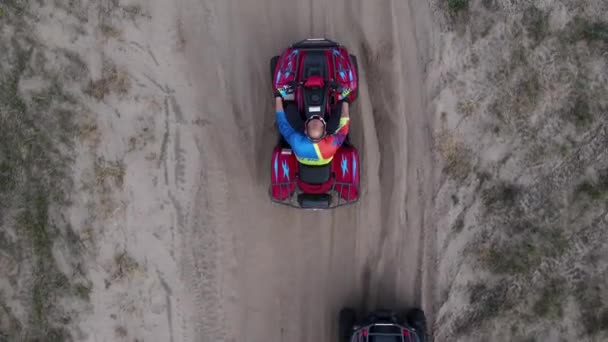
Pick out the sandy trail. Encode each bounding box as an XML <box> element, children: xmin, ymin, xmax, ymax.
<box><xmin>1</xmin><ymin>0</ymin><xmax>434</xmax><ymax>340</ymax></box>
<box><xmin>164</xmin><ymin>0</ymin><xmax>436</xmax><ymax>341</ymax></box>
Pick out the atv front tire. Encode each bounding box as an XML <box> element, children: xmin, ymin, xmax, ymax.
<box><xmin>270</xmin><ymin>55</ymin><xmax>279</xmax><ymax>83</ymax></box>
<box><xmin>349</xmin><ymin>54</ymin><xmax>359</xmax><ymax>95</ymax></box>
<box><xmin>339</xmin><ymin>308</ymin><xmax>356</xmax><ymax>342</ymax></box>
<box><xmin>350</xmin><ymin>55</ymin><xmax>359</xmax><ymax>82</ymax></box>
<box><xmin>406</xmin><ymin>308</ymin><xmax>427</xmax><ymax>342</ymax></box>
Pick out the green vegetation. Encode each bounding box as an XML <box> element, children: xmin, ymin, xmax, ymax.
<box><xmin>571</xmin><ymin>96</ymin><xmax>592</xmax><ymax>128</ymax></box>
<box><xmin>515</xmin><ymin>73</ymin><xmax>541</xmax><ymax>112</ymax></box>
<box><xmin>112</xmin><ymin>251</ymin><xmax>140</xmax><ymax>281</ymax></box>
<box><xmin>86</xmin><ymin>63</ymin><xmax>131</xmax><ymax>100</ymax></box>
<box><xmin>532</xmin><ymin>279</ymin><xmax>564</xmax><ymax>319</ymax></box>
<box><xmin>453</xmin><ymin>281</ymin><xmax>511</xmax><ymax>333</ymax></box>
<box><xmin>484</xmin><ymin>240</ymin><xmax>540</xmax><ymax>275</ymax></box>
<box><xmin>575</xmin><ymin>277</ymin><xmax>608</xmax><ymax>335</ymax></box>
<box><xmin>1</xmin><ymin>16</ymin><xmax>83</xmax><ymax>339</ymax></box>
<box><xmin>567</xmin><ymin>18</ymin><xmax>608</xmax><ymax>44</ymax></box>
<box><xmin>522</xmin><ymin>6</ymin><xmax>549</xmax><ymax>44</ymax></box>
<box><xmin>575</xmin><ymin>168</ymin><xmax>608</xmax><ymax>201</ymax></box>
<box><xmin>575</xmin><ymin>175</ymin><xmax>608</xmax><ymax>201</ymax></box>
<box><xmin>482</xmin><ymin>181</ymin><xmax>520</xmax><ymax>208</ymax></box>
<box><xmin>73</xmin><ymin>282</ymin><xmax>93</xmax><ymax>301</ymax></box>
<box><xmin>448</xmin><ymin>0</ymin><xmax>469</xmax><ymax>13</ymax></box>
<box><xmin>481</xmin><ymin>225</ymin><xmax>567</xmax><ymax>276</ymax></box>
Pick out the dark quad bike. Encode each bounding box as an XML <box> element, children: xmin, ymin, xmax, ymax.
<box><xmin>339</xmin><ymin>308</ymin><xmax>428</xmax><ymax>342</ymax></box>
<box><xmin>269</xmin><ymin>38</ymin><xmax>360</xmax><ymax>209</ymax></box>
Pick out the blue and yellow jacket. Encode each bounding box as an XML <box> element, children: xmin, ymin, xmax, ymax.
<box><xmin>276</xmin><ymin>111</ymin><xmax>350</xmax><ymax>165</ymax></box>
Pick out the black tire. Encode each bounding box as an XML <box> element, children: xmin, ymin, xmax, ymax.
<box><xmin>349</xmin><ymin>54</ymin><xmax>359</xmax><ymax>92</ymax></box>
<box><xmin>349</xmin><ymin>54</ymin><xmax>359</xmax><ymax>79</ymax></box>
<box><xmin>339</xmin><ymin>308</ymin><xmax>356</xmax><ymax>342</ymax></box>
<box><xmin>406</xmin><ymin>308</ymin><xmax>428</xmax><ymax>342</ymax></box>
<box><xmin>270</xmin><ymin>55</ymin><xmax>279</xmax><ymax>83</ymax></box>
<box><xmin>348</xmin><ymin>54</ymin><xmax>359</xmax><ymax>103</ymax></box>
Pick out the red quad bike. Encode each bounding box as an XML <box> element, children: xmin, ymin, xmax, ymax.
<box><xmin>269</xmin><ymin>38</ymin><xmax>360</xmax><ymax>209</ymax></box>
<box><xmin>339</xmin><ymin>308</ymin><xmax>428</xmax><ymax>342</ymax></box>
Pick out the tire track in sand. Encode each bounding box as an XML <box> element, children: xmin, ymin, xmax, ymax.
<box><xmin>174</xmin><ymin>0</ymin><xmax>437</xmax><ymax>341</ymax></box>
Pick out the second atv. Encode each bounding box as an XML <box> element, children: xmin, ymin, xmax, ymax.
<box><xmin>339</xmin><ymin>308</ymin><xmax>428</xmax><ymax>342</ymax></box>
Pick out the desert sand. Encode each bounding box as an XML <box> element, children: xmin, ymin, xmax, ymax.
<box><xmin>64</xmin><ymin>0</ymin><xmax>436</xmax><ymax>341</ymax></box>
<box><xmin>4</xmin><ymin>0</ymin><xmax>605</xmax><ymax>341</ymax></box>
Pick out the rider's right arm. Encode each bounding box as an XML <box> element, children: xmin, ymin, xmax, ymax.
<box><xmin>276</xmin><ymin>110</ymin><xmax>301</xmax><ymax>148</ymax></box>
<box><xmin>275</xmin><ymin>97</ymin><xmax>298</xmax><ymax>146</ymax></box>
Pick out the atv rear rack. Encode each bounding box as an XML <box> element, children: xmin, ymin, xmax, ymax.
<box><xmin>269</xmin><ymin>179</ymin><xmax>358</xmax><ymax>209</ymax></box>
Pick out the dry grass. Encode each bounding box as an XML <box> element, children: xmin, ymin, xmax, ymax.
<box><xmin>87</xmin><ymin>64</ymin><xmax>131</xmax><ymax>101</ymax></box>
<box><xmin>94</xmin><ymin>157</ymin><xmax>125</xmax><ymax>189</ymax></box>
<box><xmin>111</xmin><ymin>251</ymin><xmax>140</xmax><ymax>282</ymax></box>
<box><xmin>115</xmin><ymin>325</ymin><xmax>128</xmax><ymax>337</ymax></box>
<box><xmin>436</xmin><ymin>133</ymin><xmax>473</xmax><ymax>181</ymax></box>
<box><xmin>456</xmin><ymin>99</ymin><xmax>477</xmax><ymax>118</ymax></box>
<box><xmin>100</xmin><ymin>23</ymin><xmax>122</xmax><ymax>39</ymax></box>
<box><xmin>92</xmin><ymin>158</ymin><xmax>125</xmax><ymax>218</ymax></box>
<box><xmin>532</xmin><ymin>278</ymin><xmax>564</xmax><ymax>319</ymax></box>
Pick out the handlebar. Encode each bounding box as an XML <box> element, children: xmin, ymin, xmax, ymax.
<box><xmin>285</xmin><ymin>80</ymin><xmax>341</xmax><ymax>91</ymax></box>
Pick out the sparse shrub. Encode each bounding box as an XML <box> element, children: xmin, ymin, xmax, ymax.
<box><xmin>448</xmin><ymin>0</ymin><xmax>469</xmax><ymax>13</ymax></box>
<box><xmin>575</xmin><ymin>170</ymin><xmax>608</xmax><ymax>201</ymax></box>
<box><xmin>484</xmin><ymin>240</ymin><xmax>540</xmax><ymax>275</ymax></box>
<box><xmin>111</xmin><ymin>251</ymin><xmax>139</xmax><ymax>281</ymax></box>
<box><xmin>437</xmin><ymin>134</ymin><xmax>473</xmax><ymax>181</ymax></box>
<box><xmin>461</xmin><ymin>281</ymin><xmax>511</xmax><ymax>329</ymax></box>
<box><xmin>575</xmin><ymin>278</ymin><xmax>608</xmax><ymax>335</ymax></box>
<box><xmin>522</xmin><ymin>6</ymin><xmax>549</xmax><ymax>44</ymax></box>
<box><xmin>480</xmin><ymin>225</ymin><xmax>567</xmax><ymax>275</ymax></box>
<box><xmin>73</xmin><ymin>283</ymin><xmax>92</xmax><ymax>301</ymax></box>
<box><xmin>581</xmin><ymin>22</ymin><xmax>608</xmax><ymax>43</ymax></box>
<box><xmin>482</xmin><ymin>181</ymin><xmax>520</xmax><ymax>208</ymax></box>
<box><xmin>481</xmin><ymin>0</ymin><xmax>498</xmax><ymax>11</ymax></box>
<box><xmin>100</xmin><ymin>24</ymin><xmax>122</xmax><ymax>39</ymax></box>
<box><xmin>115</xmin><ymin>325</ymin><xmax>128</xmax><ymax>337</ymax></box>
<box><xmin>515</xmin><ymin>73</ymin><xmax>541</xmax><ymax>112</ymax></box>
<box><xmin>453</xmin><ymin>217</ymin><xmax>465</xmax><ymax>232</ymax></box>
<box><xmin>570</xmin><ymin>95</ymin><xmax>593</xmax><ymax>128</ymax></box>
<box><xmin>456</xmin><ymin>99</ymin><xmax>477</xmax><ymax>117</ymax></box>
<box><xmin>532</xmin><ymin>279</ymin><xmax>564</xmax><ymax>319</ymax></box>
<box><xmin>567</xmin><ymin>18</ymin><xmax>608</xmax><ymax>44</ymax></box>
<box><xmin>86</xmin><ymin>65</ymin><xmax>131</xmax><ymax>100</ymax></box>
<box><xmin>94</xmin><ymin>158</ymin><xmax>125</xmax><ymax>188</ymax></box>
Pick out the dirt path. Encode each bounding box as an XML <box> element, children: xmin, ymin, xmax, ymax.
<box><xmin>168</xmin><ymin>0</ymin><xmax>437</xmax><ymax>341</ymax></box>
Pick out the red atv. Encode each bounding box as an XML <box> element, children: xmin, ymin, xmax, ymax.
<box><xmin>269</xmin><ymin>38</ymin><xmax>360</xmax><ymax>209</ymax></box>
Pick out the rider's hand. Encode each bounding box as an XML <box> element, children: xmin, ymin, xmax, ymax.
<box><xmin>274</xmin><ymin>85</ymin><xmax>292</xmax><ymax>99</ymax></box>
<box><xmin>338</xmin><ymin>87</ymin><xmax>352</xmax><ymax>103</ymax></box>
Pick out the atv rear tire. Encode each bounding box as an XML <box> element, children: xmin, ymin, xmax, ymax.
<box><xmin>339</xmin><ymin>308</ymin><xmax>356</xmax><ymax>342</ymax></box>
<box><xmin>406</xmin><ymin>308</ymin><xmax>427</xmax><ymax>342</ymax></box>
<box><xmin>270</xmin><ymin>55</ymin><xmax>279</xmax><ymax>83</ymax></box>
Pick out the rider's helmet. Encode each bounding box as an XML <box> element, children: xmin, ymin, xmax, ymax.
<box><xmin>304</xmin><ymin>115</ymin><xmax>327</xmax><ymax>142</ymax></box>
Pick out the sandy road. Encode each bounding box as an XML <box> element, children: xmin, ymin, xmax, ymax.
<box><xmin>166</xmin><ymin>0</ymin><xmax>437</xmax><ymax>341</ymax></box>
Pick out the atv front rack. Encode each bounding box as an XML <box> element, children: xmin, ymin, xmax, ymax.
<box><xmin>269</xmin><ymin>179</ymin><xmax>358</xmax><ymax>209</ymax></box>
<box><xmin>291</xmin><ymin>38</ymin><xmax>340</xmax><ymax>49</ymax></box>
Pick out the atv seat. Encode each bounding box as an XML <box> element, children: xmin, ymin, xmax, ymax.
<box><xmin>298</xmin><ymin>162</ymin><xmax>331</xmax><ymax>184</ymax></box>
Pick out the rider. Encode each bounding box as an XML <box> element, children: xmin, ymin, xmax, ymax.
<box><xmin>274</xmin><ymin>86</ymin><xmax>351</xmax><ymax>166</ymax></box>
